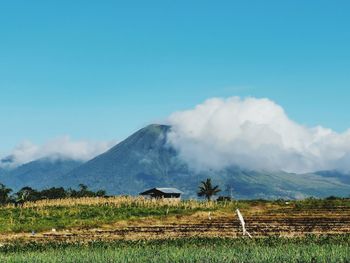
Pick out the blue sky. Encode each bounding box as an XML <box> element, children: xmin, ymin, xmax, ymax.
<box><xmin>1</xmin><ymin>0</ymin><xmax>350</xmax><ymax>154</ymax></box>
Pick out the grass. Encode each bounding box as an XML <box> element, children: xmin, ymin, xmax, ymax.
<box><xmin>0</xmin><ymin>196</ymin><xmax>226</xmax><ymax>233</ymax></box>
<box><xmin>0</xmin><ymin>205</ymin><xmax>205</xmax><ymax>233</ymax></box>
<box><xmin>0</xmin><ymin>196</ymin><xmax>349</xmax><ymax>233</ymax></box>
<box><xmin>0</xmin><ymin>197</ymin><xmax>349</xmax><ymax>262</ymax></box>
<box><xmin>292</xmin><ymin>197</ymin><xmax>350</xmax><ymax>210</ymax></box>
<box><xmin>0</xmin><ymin>235</ymin><xmax>349</xmax><ymax>262</ymax></box>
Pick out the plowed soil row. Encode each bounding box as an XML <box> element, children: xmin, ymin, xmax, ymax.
<box><xmin>1</xmin><ymin>207</ymin><xmax>349</xmax><ymax>243</ymax></box>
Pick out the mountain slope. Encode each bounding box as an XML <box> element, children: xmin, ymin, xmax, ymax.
<box><xmin>1</xmin><ymin>124</ymin><xmax>349</xmax><ymax>198</ymax></box>
<box><xmin>315</xmin><ymin>170</ymin><xmax>350</xmax><ymax>185</ymax></box>
<box><xmin>0</xmin><ymin>158</ymin><xmax>83</xmax><ymax>191</ymax></box>
<box><xmin>62</xmin><ymin>124</ymin><xmax>193</xmax><ymax>195</ymax></box>
<box><xmin>61</xmin><ymin>124</ymin><xmax>350</xmax><ymax>199</ymax></box>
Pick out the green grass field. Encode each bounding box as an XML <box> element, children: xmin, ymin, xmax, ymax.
<box><xmin>0</xmin><ymin>197</ymin><xmax>349</xmax><ymax>262</ymax></box>
<box><xmin>0</xmin><ymin>205</ymin><xmax>199</xmax><ymax>233</ymax></box>
<box><xmin>0</xmin><ymin>196</ymin><xmax>218</xmax><ymax>233</ymax></box>
<box><xmin>0</xmin><ymin>236</ymin><xmax>349</xmax><ymax>263</ymax></box>
<box><xmin>1</xmin><ymin>197</ymin><xmax>348</xmax><ymax>233</ymax></box>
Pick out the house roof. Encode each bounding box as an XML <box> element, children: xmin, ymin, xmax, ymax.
<box><xmin>140</xmin><ymin>187</ymin><xmax>183</xmax><ymax>195</ymax></box>
<box><xmin>155</xmin><ymin>187</ymin><xmax>183</xmax><ymax>194</ymax></box>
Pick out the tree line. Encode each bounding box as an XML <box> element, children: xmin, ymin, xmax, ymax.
<box><xmin>0</xmin><ymin>178</ymin><xmax>222</xmax><ymax>206</ymax></box>
<box><xmin>0</xmin><ymin>183</ymin><xmax>106</xmax><ymax>206</ymax></box>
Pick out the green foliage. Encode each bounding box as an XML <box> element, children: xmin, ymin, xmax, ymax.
<box><xmin>67</xmin><ymin>184</ymin><xmax>106</xmax><ymax>198</ymax></box>
<box><xmin>40</xmin><ymin>187</ymin><xmax>67</xmax><ymax>199</ymax></box>
<box><xmin>14</xmin><ymin>187</ymin><xmax>40</xmax><ymax>203</ymax></box>
<box><xmin>0</xmin><ymin>204</ymin><xmax>200</xmax><ymax>233</ymax></box>
<box><xmin>0</xmin><ymin>183</ymin><xmax>12</xmax><ymax>204</ymax></box>
<box><xmin>0</xmin><ymin>235</ymin><xmax>349</xmax><ymax>262</ymax></box>
<box><xmin>197</xmin><ymin>178</ymin><xmax>221</xmax><ymax>201</ymax></box>
<box><xmin>293</xmin><ymin>197</ymin><xmax>350</xmax><ymax>210</ymax></box>
<box><xmin>0</xmin><ymin>183</ymin><xmax>107</xmax><ymax>205</ymax></box>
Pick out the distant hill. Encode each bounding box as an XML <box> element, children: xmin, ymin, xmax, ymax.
<box><xmin>0</xmin><ymin>158</ymin><xmax>83</xmax><ymax>191</ymax></box>
<box><xmin>1</xmin><ymin>124</ymin><xmax>349</xmax><ymax>199</ymax></box>
<box><xmin>315</xmin><ymin>170</ymin><xmax>350</xmax><ymax>185</ymax></box>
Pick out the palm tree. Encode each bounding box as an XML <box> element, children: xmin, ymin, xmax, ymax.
<box><xmin>197</xmin><ymin>178</ymin><xmax>221</xmax><ymax>201</ymax></box>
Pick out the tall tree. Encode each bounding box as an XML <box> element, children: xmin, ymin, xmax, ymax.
<box><xmin>15</xmin><ymin>187</ymin><xmax>40</xmax><ymax>203</ymax></box>
<box><xmin>0</xmin><ymin>183</ymin><xmax>12</xmax><ymax>205</ymax></box>
<box><xmin>197</xmin><ymin>178</ymin><xmax>221</xmax><ymax>201</ymax></box>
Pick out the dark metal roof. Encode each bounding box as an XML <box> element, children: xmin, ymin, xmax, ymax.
<box><xmin>155</xmin><ymin>187</ymin><xmax>183</xmax><ymax>194</ymax></box>
<box><xmin>140</xmin><ymin>187</ymin><xmax>183</xmax><ymax>195</ymax></box>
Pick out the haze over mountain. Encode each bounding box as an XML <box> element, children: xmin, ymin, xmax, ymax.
<box><xmin>0</xmin><ymin>137</ymin><xmax>115</xmax><ymax>169</ymax></box>
<box><xmin>1</xmin><ymin>124</ymin><xmax>349</xmax><ymax>199</ymax></box>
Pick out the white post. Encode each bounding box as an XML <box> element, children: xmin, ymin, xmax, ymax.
<box><xmin>236</xmin><ymin>209</ymin><xmax>252</xmax><ymax>238</ymax></box>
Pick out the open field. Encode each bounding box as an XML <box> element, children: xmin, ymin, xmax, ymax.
<box><xmin>0</xmin><ymin>236</ymin><xmax>349</xmax><ymax>262</ymax></box>
<box><xmin>0</xmin><ymin>197</ymin><xmax>349</xmax><ymax>262</ymax></box>
<box><xmin>0</xmin><ymin>197</ymin><xmax>349</xmax><ymax>242</ymax></box>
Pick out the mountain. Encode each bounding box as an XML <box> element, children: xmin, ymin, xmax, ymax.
<box><xmin>58</xmin><ymin>124</ymin><xmax>350</xmax><ymax>199</ymax></box>
<box><xmin>61</xmin><ymin>124</ymin><xmax>193</xmax><ymax>195</ymax></box>
<box><xmin>1</xmin><ymin>124</ymin><xmax>349</xmax><ymax>199</ymax></box>
<box><xmin>315</xmin><ymin>170</ymin><xmax>350</xmax><ymax>185</ymax></box>
<box><xmin>0</xmin><ymin>158</ymin><xmax>83</xmax><ymax>191</ymax></box>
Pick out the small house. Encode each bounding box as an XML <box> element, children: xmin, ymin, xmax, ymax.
<box><xmin>139</xmin><ymin>187</ymin><xmax>183</xmax><ymax>199</ymax></box>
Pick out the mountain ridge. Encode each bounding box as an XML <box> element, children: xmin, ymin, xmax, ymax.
<box><xmin>60</xmin><ymin>124</ymin><xmax>350</xmax><ymax>199</ymax></box>
<box><xmin>0</xmin><ymin>157</ymin><xmax>83</xmax><ymax>190</ymax></box>
<box><xmin>1</xmin><ymin>124</ymin><xmax>349</xmax><ymax>199</ymax></box>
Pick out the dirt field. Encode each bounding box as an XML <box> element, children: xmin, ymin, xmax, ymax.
<box><xmin>2</xmin><ymin>204</ymin><xmax>349</xmax><ymax>243</ymax></box>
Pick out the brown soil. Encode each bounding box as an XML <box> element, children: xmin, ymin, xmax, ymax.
<box><xmin>1</xmin><ymin>206</ymin><xmax>349</xmax><ymax>243</ymax></box>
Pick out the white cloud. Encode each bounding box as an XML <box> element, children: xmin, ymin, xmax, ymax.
<box><xmin>1</xmin><ymin>136</ymin><xmax>116</xmax><ymax>168</ymax></box>
<box><xmin>167</xmin><ymin>97</ymin><xmax>350</xmax><ymax>173</ymax></box>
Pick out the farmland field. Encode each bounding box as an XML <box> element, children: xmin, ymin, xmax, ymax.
<box><xmin>0</xmin><ymin>236</ymin><xmax>349</xmax><ymax>262</ymax></box>
<box><xmin>0</xmin><ymin>197</ymin><xmax>349</xmax><ymax>262</ymax></box>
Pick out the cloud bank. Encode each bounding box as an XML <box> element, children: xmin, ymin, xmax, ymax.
<box><xmin>167</xmin><ymin>97</ymin><xmax>350</xmax><ymax>173</ymax></box>
<box><xmin>1</xmin><ymin>136</ymin><xmax>116</xmax><ymax>168</ymax></box>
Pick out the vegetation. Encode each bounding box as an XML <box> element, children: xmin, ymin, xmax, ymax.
<box><xmin>0</xmin><ymin>195</ymin><xmax>347</xmax><ymax>261</ymax></box>
<box><xmin>0</xmin><ymin>205</ymin><xmax>189</xmax><ymax>233</ymax></box>
<box><xmin>0</xmin><ymin>193</ymin><xmax>348</xmax><ymax>233</ymax></box>
<box><xmin>0</xmin><ymin>235</ymin><xmax>349</xmax><ymax>262</ymax></box>
<box><xmin>294</xmin><ymin>196</ymin><xmax>350</xmax><ymax>209</ymax></box>
<box><xmin>0</xmin><ymin>183</ymin><xmax>12</xmax><ymax>204</ymax></box>
<box><xmin>0</xmin><ymin>196</ymin><xmax>217</xmax><ymax>233</ymax></box>
<box><xmin>0</xmin><ymin>183</ymin><xmax>106</xmax><ymax>206</ymax></box>
<box><xmin>197</xmin><ymin>178</ymin><xmax>221</xmax><ymax>201</ymax></box>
